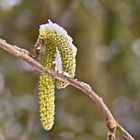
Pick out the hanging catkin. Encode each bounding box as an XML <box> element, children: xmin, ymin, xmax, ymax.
<box><xmin>38</xmin><ymin>20</ymin><xmax>77</xmax><ymax>130</ymax></box>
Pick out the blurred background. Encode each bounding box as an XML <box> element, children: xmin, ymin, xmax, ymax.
<box><xmin>0</xmin><ymin>0</ymin><xmax>140</xmax><ymax>140</ymax></box>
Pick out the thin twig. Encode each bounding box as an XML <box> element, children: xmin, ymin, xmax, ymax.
<box><xmin>0</xmin><ymin>38</ymin><xmax>135</xmax><ymax>140</ymax></box>
<box><xmin>116</xmin><ymin>123</ymin><xmax>135</xmax><ymax>140</ymax></box>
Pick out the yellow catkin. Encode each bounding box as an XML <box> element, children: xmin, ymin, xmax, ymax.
<box><xmin>55</xmin><ymin>35</ymin><xmax>76</xmax><ymax>89</ymax></box>
<box><xmin>38</xmin><ymin>21</ymin><xmax>76</xmax><ymax>130</ymax></box>
<box><xmin>40</xmin><ymin>29</ymin><xmax>76</xmax><ymax>89</ymax></box>
<box><xmin>39</xmin><ymin>40</ymin><xmax>56</xmax><ymax>130</ymax></box>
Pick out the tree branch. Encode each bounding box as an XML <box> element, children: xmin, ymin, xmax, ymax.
<box><xmin>0</xmin><ymin>38</ymin><xmax>135</xmax><ymax>140</ymax></box>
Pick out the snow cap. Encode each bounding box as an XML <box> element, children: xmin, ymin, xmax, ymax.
<box><xmin>40</xmin><ymin>20</ymin><xmax>77</xmax><ymax>57</ymax></box>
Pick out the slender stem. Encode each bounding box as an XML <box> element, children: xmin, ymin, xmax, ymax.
<box><xmin>0</xmin><ymin>38</ymin><xmax>135</xmax><ymax>140</ymax></box>
<box><xmin>116</xmin><ymin>123</ymin><xmax>135</xmax><ymax>140</ymax></box>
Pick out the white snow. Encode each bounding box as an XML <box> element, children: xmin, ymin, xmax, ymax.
<box><xmin>40</xmin><ymin>19</ymin><xmax>77</xmax><ymax>57</ymax></box>
<box><xmin>54</xmin><ymin>49</ymin><xmax>71</xmax><ymax>77</ymax></box>
<box><xmin>71</xmin><ymin>44</ymin><xmax>77</xmax><ymax>57</ymax></box>
<box><xmin>54</xmin><ymin>49</ymin><xmax>63</xmax><ymax>73</ymax></box>
<box><xmin>63</xmin><ymin>71</ymin><xmax>71</xmax><ymax>77</ymax></box>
